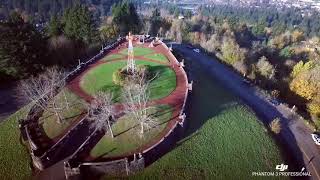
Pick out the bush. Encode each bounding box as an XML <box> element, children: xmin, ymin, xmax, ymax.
<box><xmin>113</xmin><ymin>69</ymin><xmax>126</xmax><ymax>86</ymax></box>
<box><xmin>269</xmin><ymin>118</ymin><xmax>281</xmax><ymax>134</ymax></box>
<box><xmin>112</xmin><ymin>65</ymin><xmax>153</xmax><ymax>86</ymax></box>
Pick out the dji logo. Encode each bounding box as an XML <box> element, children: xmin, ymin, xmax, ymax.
<box><xmin>276</xmin><ymin>164</ymin><xmax>288</xmax><ymax>171</ymax></box>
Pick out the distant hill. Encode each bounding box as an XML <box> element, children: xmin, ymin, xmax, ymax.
<box><xmin>0</xmin><ymin>0</ymin><xmax>118</xmax><ymax>22</ymax></box>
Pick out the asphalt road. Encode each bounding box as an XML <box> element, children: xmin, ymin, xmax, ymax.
<box><xmin>0</xmin><ymin>82</ymin><xmax>26</xmax><ymax>122</ymax></box>
<box><xmin>174</xmin><ymin>44</ymin><xmax>320</xmax><ymax>180</ymax></box>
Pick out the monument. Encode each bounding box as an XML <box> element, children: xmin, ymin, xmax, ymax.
<box><xmin>126</xmin><ymin>32</ymin><xmax>135</xmax><ymax>73</ymax></box>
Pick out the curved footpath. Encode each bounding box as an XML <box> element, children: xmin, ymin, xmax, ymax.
<box><xmin>67</xmin><ymin>42</ymin><xmax>187</xmax><ymax>161</ymax></box>
<box><xmin>35</xmin><ymin>42</ymin><xmax>188</xmax><ymax>179</ymax></box>
<box><xmin>175</xmin><ymin>44</ymin><xmax>320</xmax><ymax>180</ymax></box>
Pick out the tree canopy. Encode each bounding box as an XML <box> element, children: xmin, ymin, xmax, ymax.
<box><xmin>0</xmin><ymin>12</ymin><xmax>47</xmax><ymax>81</ymax></box>
<box><xmin>62</xmin><ymin>4</ymin><xmax>97</xmax><ymax>44</ymax></box>
<box><xmin>111</xmin><ymin>1</ymin><xmax>141</xmax><ymax>35</ymax></box>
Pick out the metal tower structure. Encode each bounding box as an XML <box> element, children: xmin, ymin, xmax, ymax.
<box><xmin>127</xmin><ymin>32</ymin><xmax>135</xmax><ymax>73</ymax></box>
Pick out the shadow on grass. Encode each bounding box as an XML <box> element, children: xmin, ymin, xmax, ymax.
<box><xmin>97</xmin><ymin>148</ymin><xmax>117</xmax><ymax>159</ymax></box>
<box><xmin>142</xmin><ymin>57</ymin><xmax>238</xmax><ymax>167</ymax></box>
<box><xmin>114</xmin><ymin>123</ymin><xmax>139</xmax><ymax>138</ymax></box>
<box><xmin>100</xmin><ymin>84</ymin><xmax>122</xmax><ymax>102</ymax></box>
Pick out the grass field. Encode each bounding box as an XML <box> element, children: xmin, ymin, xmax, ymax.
<box><xmin>102</xmin><ymin>54</ymin><xmax>124</xmax><ymax>61</ymax></box>
<box><xmin>120</xmin><ymin>47</ymin><xmax>154</xmax><ymax>56</ymax></box>
<box><xmin>80</xmin><ymin>60</ymin><xmax>176</xmax><ymax>102</ymax></box>
<box><xmin>90</xmin><ymin>105</ymin><xmax>173</xmax><ymax>159</ymax></box>
<box><xmin>41</xmin><ymin>89</ymin><xmax>85</xmax><ymax>139</ymax></box>
<box><xmin>0</xmin><ymin>105</ymin><xmax>32</xmax><ymax>180</ymax></box>
<box><xmin>144</xmin><ymin>53</ymin><xmax>169</xmax><ymax>63</ymax></box>
<box><xmin>129</xmin><ymin>61</ymin><xmax>284</xmax><ymax>179</ymax></box>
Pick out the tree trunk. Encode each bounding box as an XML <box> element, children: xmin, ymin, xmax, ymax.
<box><xmin>140</xmin><ymin>122</ymin><xmax>144</xmax><ymax>134</ymax></box>
<box><xmin>108</xmin><ymin>120</ymin><xmax>114</xmax><ymax>138</ymax></box>
<box><xmin>56</xmin><ymin>112</ymin><xmax>63</xmax><ymax>124</ymax></box>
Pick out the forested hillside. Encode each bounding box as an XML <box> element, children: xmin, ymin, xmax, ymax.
<box><xmin>0</xmin><ymin>0</ymin><xmax>117</xmax><ymax>22</ymax></box>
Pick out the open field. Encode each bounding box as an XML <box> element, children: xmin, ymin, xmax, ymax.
<box><xmin>130</xmin><ymin>62</ymin><xmax>284</xmax><ymax>180</ymax></box>
<box><xmin>0</xmin><ymin>105</ymin><xmax>32</xmax><ymax>180</ymax></box>
<box><xmin>90</xmin><ymin>105</ymin><xmax>173</xmax><ymax>159</ymax></box>
<box><xmin>80</xmin><ymin>60</ymin><xmax>176</xmax><ymax>102</ymax></box>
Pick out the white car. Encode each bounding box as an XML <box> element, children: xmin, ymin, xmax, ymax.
<box><xmin>193</xmin><ymin>48</ymin><xmax>200</xmax><ymax>53</ymax></box>
<box><xmin>311</xmin><ymin>133</ymin><xmax>320</xmax><ymax>145</ymax></box>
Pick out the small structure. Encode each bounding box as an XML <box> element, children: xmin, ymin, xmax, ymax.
<box><xmin>126</xmin><ymin>32</ymin><xmax>135</xmax><ymax>73</ymax></box>
<box><xmin>149</xmin><ymin>40</ymin><xmax>155</xmax><ymax>48</ymax></box>
<box><xmin>178</xmin><ymin>15</ymin><xmax>185</xmax><ymax>20</ymax></box>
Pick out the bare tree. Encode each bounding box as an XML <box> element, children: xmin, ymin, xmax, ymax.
<box><xmin>122</xmin><ymin>72</ymin><xmax>158</xmax><ymax>135</ymax></box>
<box><xmin>86</xmin><ymin>92</ymin><xmax>115</xmax><ymax>138</ymax></box>
<box><xmin>19</xmin><ymin>67</ymin><xmax>68</xmax><ymax>123</ymax></box>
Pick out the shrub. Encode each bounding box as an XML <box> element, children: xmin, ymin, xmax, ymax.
<box><xmin>279</xmin><ymin>46</ymin><xmax>295</xmax><ymax>59</ymax></box>
<box><xmin>270</xmin><ymin>118</ymin><xmax>281</xmax><ymax>134</ymax></box>
<box><xmin>256</xmin><ymin>56</ymin><xmax>275</xmax><ymax>79</ymax></box>
<box><xmin>308</xmin><ymin>100</ymin><xmax>320</xmax><ymax>123</ymax></box>
<box><xmin>112</xmin><ymin>69</ymin><xmax>126</xmax><ymax>86</ymax></box>
<box><xmin>233</xmin><ymin>61</ymin><xmax>248</xmax><ymax>76</ymax></box>
<box><xmin>112</xmin><ymin>65</ymin><xmax>153</xmax><ymax>86</ymax></box>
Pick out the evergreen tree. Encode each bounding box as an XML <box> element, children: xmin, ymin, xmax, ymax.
<box><xmin>48</xmin><ymin>15</ymin><xmax>62</xmax><ymax>37</ymax></box>
<box><xmin>0</xmin><ymin>12</ymin><xmax>47</xmax><ymax>80</ymax></box>
<box><xmin>149</xmin><ymin>8</ymin><xmax>161</xmax><ymax>36</ymax></box>
<box><xmin>62</xmin><ymin>4</ymin><xmax>97</xmax><ymax>44</ymax></box>
<box><xmin>112</xmin><ymin>1</ymin><xmax>141</xmax><ymax>35</ymax></box>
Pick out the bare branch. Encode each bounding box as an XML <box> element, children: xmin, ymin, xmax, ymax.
<box><xmin>19</xmin><ymin>67</ymin><xmax>68</xmax><ymax>123</ymax></box>
<box><xmin>86</xmin><ymin>92</ymin><xmax>115</xmax><ymax>138</ymax></box>
<box><xmin>122</xmin><ymin>71</ymin><xmax>158</xmax><ymax>134</ymax></box>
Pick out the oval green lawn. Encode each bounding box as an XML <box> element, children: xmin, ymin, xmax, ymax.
<box><xmin>80</xmin><ymin>60</ymin><xmax>177</xmax><ymax>102</ymax></box>
<box><xmin>90</xmin><ymin>105</ymin><xmax>173</xmax><ymax>158</ymax></box>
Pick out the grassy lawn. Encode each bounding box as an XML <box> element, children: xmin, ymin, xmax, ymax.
<box><xmin>144</xmin><ymin>53</ymin><xmax>169</xmax><ymax>63</ymax></box>
<box><xmin>80</xmin><ymin>60</ymin><xmax>176</xmax><ymax>102</ymax></box>
<box><xmin>102</xmin><ymin>54</ymin><xmax>124</xmax><ymax>61</ymax></box>
<box><xmin>120</xmin><ymin>47</ymin><xmax>154</xmax><ymax>57</ymax></box>
<box><xmin>129</xmin><ymin>62</ymin><xmax>285</xmax><ymax>179</ymax></box>
<box><xmin>90</xmin><ymin>105</ymin><xmax>173</xmax><ymax>159</ymax></box>
<box><xmin>40</xmin><ymin>89</ymin><xmax>85</xmax><ymax>139</ymax></box>
<box><xmin>0</xmin><ymin>105</ymin><xmax>32</xmax><ymax>180</ymax></box>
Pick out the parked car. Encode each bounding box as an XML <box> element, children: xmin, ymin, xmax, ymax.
<box><xmin>311</xmin><ymin>133</ymin><xmax>320</xmax><ymax>145</ymax></box>
<box><xmin>242</xmin><ymin>78</ymin><xmax>251</xmax><ymax>85</ymax></box>
<box><xmin>193</xmin><ymin>48</ymin><xmax>200</xmax><ymax>53</ymax></box>
<box><xmin>269</xmin><ymin>99</ymin><xmax>280</xmax><ymax>106</ymax></box>
<box><xmin>186</xmin><ymin>44</ymin><xmax>193</xmax><ymax>49</ymax></box>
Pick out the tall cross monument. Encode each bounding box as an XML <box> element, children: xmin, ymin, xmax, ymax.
<box><xmin>126</xmin><ymin>32</ymin><xmax>135</xmax><ymax>73</ymax></box>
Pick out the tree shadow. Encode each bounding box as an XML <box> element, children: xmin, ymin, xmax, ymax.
<box><xmin>114</xmin><ymin>123</ymin><xmax>139</xmax><ymax>138</ymax></box>
<box><xmin>100</xmin><ymin>84</ymin><xmax>122</xmax><ymax>102</ymax></box>
<box><xmin>96</xmin><ymin>148</ymin><xmax>117</xmax><ymax>159</ymax></box>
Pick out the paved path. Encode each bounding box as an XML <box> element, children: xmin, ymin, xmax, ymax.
<box><xmin>0</xmin><ymin>82</ymin><xmax>27</xmax><ymax>121</ymax></box>
<box><xmin>175</xmin><ymin>44</ymin><xmax>320</xmax><ymax>180</ymax></box>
